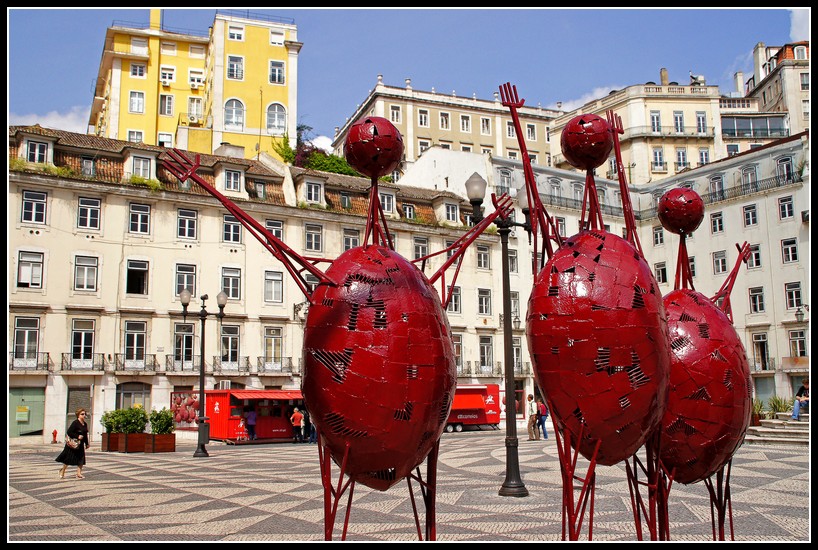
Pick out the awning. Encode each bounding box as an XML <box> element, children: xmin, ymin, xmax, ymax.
<box><xmin>228</xmin><ymin>390</ymin><xmax>303</xmax><ymax>401</ymax></box>
<box><xmin>451</xmin><ymin>393</ymin><xmax>485</xmax><ymax>410</ymax></box>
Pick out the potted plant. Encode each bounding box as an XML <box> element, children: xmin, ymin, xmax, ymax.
<box><xmin>751</xmin><ymin>398</ymin><xmax>765</xmax><ymax>426</ymax></box>
<box><xmin>767</xmin><ymin>395</ymin><xmax>792</xmax><ymax>419</ymax></box>
<box><xmin>145</xmin><ymin>407</ymin><xmax>176</xmax><ymax>453</ymax></box>
<box><xmin>100</xmin><ymin>409</ymin><xmax>124</xmax><ymax>452</ymax></box>
<box><xmin>117</xmin><ymin>405</ymin><xmax>149</xmax><ymax>453</ymax></box>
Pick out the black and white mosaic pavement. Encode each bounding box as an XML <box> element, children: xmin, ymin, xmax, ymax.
<box><xmin>8</xmin><ymin>431</ymin><xmax>810</xmax><ymax>541</ymax></box>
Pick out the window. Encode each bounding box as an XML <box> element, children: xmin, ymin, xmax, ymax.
<box><xmin>652</xmin><ymin>226</ymin><xmax>664</xmax><ymax>246</ymax></box>
<box><xmin>264</xmin><ymin>271</ymin><xmax>283</xmax><ymax>303</ymax></box>
<box><xmin>269</xmin><ymin>60</ymin><xmax>285</xmax><ymax>84</ymax></box>
<box><xmin>445</xmin><ymin>240</ymin><xmax>456</xmax><ymax>260</ymax></box>
<box><xmin>510</xmin><ymin>292</ymin><xmax>521</xmax><ymax>320</ymax></box>
<box><xmin>221</xmin><ymin>325</ymin><xmax>240</xmax><ymax>367</ymax></box>
<box><xmin>710</xmin><ymin>212</ymin><xmax>723</xmax><ymax>234</ymax></box>
<box><xmin>130</xmin><ymin>37</ymin><xmax>147</xmax><ymax>55</ymax></box>
<box><xmin>800</xmin><ymin>73</ymin><xmax>809</xmax><ymax>91</ymax></box>
<box><xmin>126</xmin><ymin>260</ymin><xmax>149</xmax><ymax>294</ymax></box>
<box><xmin>267</xmin><ymin>104</ymin><xmax>286</xmax><ymax>134</ymax></box>
<box><xmin>266</xmin><ymin>219</ymin><xmax>284</xmax><ymax>239</ymax></box>
<box><xmin>71</xmin><ymin>319</ymin><xmax>95</xmax><ymax>365</ymax></box>
<box><xmin>306</xmin><ymin>182</ymin><xmax>322</xmax><ymax>203</ymax></box>
<box><xmin>477</xmin><ymin>245</ymin><xmax>490</xmax><ymax>269</ymax></box>
<box><xmin>675</xmin><ymin>148</ymin><xmax>688</xmax><ymax>169</ymax></box>
<box><xmin>743</xmin><ymin>205</ymin><xmax>758</xmax><ymax>227</ymax></box>
<box><xmin>223</xmin><ymin>215</ymin><xmax>242</xmax><ymax>243</ymax></box>
<box><xmin>461</xmin><ymin>115</ymin><xmax>471</xmax><ymax>133</ymax></box>
<box><xmin>513</xmin><ymin>337</ymin><xmax>523</xmax><ymax>371</ymax></box>
<box><xmin>173</xmin><ymin>323</ymin><xmax>194</xmax><ymax>369</ymax></box>
<box><xmin>159</xmin><ymin>94</ymin><xmax>174</xmax><ymax>118</ymax></box>
<box><xmin>445</xmin><ymin>203</ymin><xmax>459</xmax><ymax>222</ymax></box>
<box><xmin>439</xmin><ymin>112</ymin><xmax>450</xmax><ymax>130</ymax></box>
<box><xmin>390</xmin><ymin>105</ymin><xmax>401</xmax><ymax>124</ymax></box>
<box><xmin>699</xmin><ymin>148</ymin><xmax>710</xmax><ymax>166</ymax></box>
<box><xmin>227</xmin><ymin>55</ymin><xmax>244</xmax><ymax>80</ymax></box>
<box><xmin>688</xmin><ymin>256</ymin><xmax>696</xmax><ymax>278</ymax></box>
<box><xmin>222</xmin><ymin>267</ymin><xmax>241</xmax><ymax>299</ymax></box>
<box><xmin>447</xmin><ymin>286</ymin><xmax>461</xmax><ymax>314</ymax></box>
<box><xmin>225</xmin><ymin>170</ymin><xmax>241</xmax><ymax>192</ymax></box>
<box><xmin>77</xmin><ymin>197</ymin><xmax>101</xmax><ymax>230</ymax></box>
<box><xmin>727</xmin><ymin>144</ymin><xmax>739</xmax><ymax>157</ymax></box>
<box><xmin>340</xmin><ymin>193</ymin><xmax>352</xmax><ymax>209</ymax></box>
<box><xmin>21</xmin><ymin>190</ymin><xmax>47</xmax><ymax>224</ymax></box>
<box><xmin>556</xmin><ymin>217</ymin><xmax>566</xmax><ymax>237</ymax></box>
<box><xmin>402</xmin><ymin>204</ymin><xmax>415</xmax><ymax>220</ymax></box>
<box><xmin>129</xmin><ymin>91</ymin><xmax>145</xmax><ymax>113</ymax></box>
<box><xmin>269</xmin><ymin>28</ymin><xmax>284</xmax><ymax>45</ymax></box>
<box><xmin>343</xmin><ymin>228</ymin><xmax>359</xmax><ymax>251</ymax></box>
<box><xmin>228</xmin><ymin>25</ymin><xmax>244</xmax><ymax>40</ymax></box>
<box><xmin>175</xmin><ymin>264</ymin><xmax>196</xmax><ymax>296</ymax></box>
<box><xmin>781</xmin><ymin>238</ymin><xmax>798</xmax><ymax>263</ymax></box>
<box><xmin>794</xmin><ymin>46</ymin><xmax>807</xmax><ymax>60</ymax></box>
<box><xmin>133</xmin><ymin>156</ymin><xmax>151</xmax><ymax>178</ymax></box>
<box><xmin>264</xmin><ymin>327</ymin><xmax>283</xmax><ymax>368</ymax></box>
<box><xmin>479</xmin><ymin>336</ymin><xmax>494</xmax><ymax>369</ymax></box>
<box><xmin>779</xmin><ymin>196</ymin><xmax>794</xmax><ymax>219</ymax></box>
<box><xmin>158</xmin><ymin>133</ymin><xmax>173</xmax><ymax>148</ymax></box>
<box><xmin>130</xmin><ymin>63</ymin><xmax>146</xmax><ymax>77</ymax></box>
<box><xmin>742</xmin><ymin>167</ymin><xmax>758</xmax><ymax>191</ymax></box>
<box><xmin>379</xmin><ymin>192</ymin><xmax>394</xmax><ymax>213</ymax></box>
<box><xmin>225</xmin><ymin>99</ymin><xmax>244</xmax><ymax>129</ymax></box>
<box><xmin>673</xmin><ymin>111</ymin><xmax>684</xmax><ymax>133</ymax></box>
<box><xmin>748</xmin><ymin>244</ymin><xmax>762</xmax><ymax>268</ymax></box>
<box><xmin>652</xmin><ymin>148</ymin><xmax>665</xmax><ymax>170</ymax></box>
<box><xmin>752</xmin><ymin>333</ymin><xmax>770</xmax><ymax>370</ymax></box>
<box><xmin>177</xmin><ymin>209</ymin><xmax>197</xmax><ymax>239</ymax></box>
<box><xmin>452</xmin><ymin>334</ymin><xmax>463</xmax><ymax>368</ymax></box>
<box><xmin>160</xmin><ymin>42</ymin><xmax>176</xmax><ymax>56</ymax></box>
<box><xmin>27</xmin><ymin>141</ymin><xmax>48</xmax><ymax>163</ymax></box>
<box><xmin>81</xmin><ymin>157</ymin><xmax>95</xmax><ymax>176</ymax></box>
<box><xmin>785</xmin><ymin>282</ymin><xmax>803</xmax><ymax>309</ymax></box>
<box><xmin>305</xmin><ymin>224</ymin><xmax>323</xmax><ymax>252</ymax></box>
<box><xmin>129</xmin><ymin>203</ymin><xmax>150</xmax><ymax>234</ymax></box>
<box><xmin>655</xmin><ymin>262</ymin><xmax>668</xmax><ymax>284</ymax></box>
<box><xmin>789</xmin><ymin>330</ymin><xmax>807</xmax><ymax>357</ymax></box>
<box><xmin>13</xmin><ymin>317</ymin><xmax>39</xmax><ymax>363</ymax></box>
<box><xmin>413</xmin><ymin>237</ymin><xmax>428</xmax><ymax>260</ymax></box>
<box><xmin>713</xmin><ymin>251</ymin><xmax>727</xmax><ymax>274</ymax></box>
<box><xmin>506</xmin><ymin>121</ymin><xmax>516</xmax><ymax>138</ymax></box>
<box><xmin>650</xmin><ymin>111</ymin><xmax>661</xmax><ymax>132</ymax></box>
<box><xmin>481</xmin><ymin>117</ymin><xmax>491</xmax><ymax>135</ymax></box>
<box><xmin>696</xmin><ymin>112</ymin><xmax>707</xmax><ymax>133</ymax></box>
<box><xmin>801</xmin><ymin>99</ymin><xmax>809</xmax><ymax>121</ymax></box>
<box><xmin>749</xmin><ymin>287</ymin><xmax>765</xmax><ymax>313</ymax></box>
<box><xmin>74</xmin><ymin>256</ymin><xmax>98</xmax><ymax>291</ymax></box>
<box><xmin>526</xmin><ymin>123</ymin><xmax>536</xmax><ymax>141</ymax></box>
<box><xmin>188</xmin><ymin>97</ymin><xmax>203</xmax><ymax>119</ymax></box>
<box><xmin>478</xmin><ymin>288</ymin><xmax>492</xmax><ymax>315</ymax></box>
<box><xmin>189</xmin><ymin>69</ymin><xmax>204</xmax><ymax>86</ymax></box>
<box><xmin>418</xmin><ymin>109</ymin><xmax>429</xmax><ymax>127</ymax></box>
<box><xmin>777</xmin><ymin>157</ymin><xmax>794</xmax><ymax>181</ymax></box>
<box><xmin>17</xmin><ymin>251</ymin><xmax>43</xmax><ymax>288</ymax></box>
<box><xmin>508</xmin><ymin>249</ymin><xmax>518</xmax><ymax>273</ymax></box>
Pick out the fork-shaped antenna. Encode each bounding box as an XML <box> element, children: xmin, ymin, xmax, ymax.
<box><xmin>606</xmin><ymin>110</ymin><xmax>643</xmax><ymax>257</ymax></box>
<box><xmin>163</xmin><ymin>149</ymin><xmax>334</xmax><ymax>302</ymax></box>
<box><xmin>499</xmin><ymin>82</ymin><xmax>561</xmax><ymax>274</ymax></box>
<box><xmin>711</xmin><ymin>242</ymin><xmax>752</xmax><ymax>323</ymax></box>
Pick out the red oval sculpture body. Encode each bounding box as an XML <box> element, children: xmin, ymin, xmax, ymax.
<box><xmin>343</xmin><ymin>116</ymin><xmax>405</xmax><ymax>179</ymax></box>
<box><xmin>527</xmin><ymin>230</ymin><xmax>670</xmax><ymax>465</ymax></box>
<box><xmin>301</xmin><ymin>245</ymin><xmax>456</xmax><ymax>491</ymax></box>
<box><xmin>657</xmin><ymin>188</ymin><xmax>705</xmax><ymax>235</ymax></box>
<box><xmin>560</xmin><ymin>114</ymin><xmax>614</xmax><ymax>170</ymax></box>
<box><xmin>659</xmin><ymin>289</ymin><xmax>752</xmax><ymax>484</ymax></box>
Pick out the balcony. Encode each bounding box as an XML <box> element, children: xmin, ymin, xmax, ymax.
<box><xmin>164</xmin><ymin>355</ymin><xmax>203</xmax><ymax>374</ymax></box>
<box><xmin>213</xmin><ymin>356</ymin><xmax>251</xmax><ymax>375</ymax></box>
<box><xmin>722</xmin><ymin>128</ymin><xmax>790</xmax><ymax>139</ymax></box>
<box><xmin>514</xmin><ymin>361</ymin><xmax>533</xmax><ymax>376</ymax></box>
<box><xmin>9</xmin><ymin>352</ymin><xmax>51</xmax><ymax>372</ymax></box>
<box><xmin>257</xmin><ymin>356</ymin><xmax>296</xmax><ymax>375</ymax></box>
<box><xmin>782</xmin><ymin>356</ymin><xmax>809</xmax><ymax>373</ymax></box>
<box><xmin>60</xmin><ymin>353</ymin><xmax>105</xmax><ymax>372</ymax></box>
<box><xmin>651</xmin><ymin>162</ymin><xmax>668</xmax><ymax>173</ymax></box>
<box><xmin>114</xmin><ymin>353</ymin><xmax>159</xmax><ymax>372</ymax></box>
<box><xmin>700</xmin><ymin>173</ymin><xmax>802</xmax><ymax>205</ymax></box>
<box><xmin>540</xmin><ymin>194</ymin><xmax>625</xmax><ymax>219</ymax></box>
<box><xmin>751</xmin><ymin>357</ymin><xmax>776</xmax><ymax>372</ymax></box>
<box><xmin>626</xmin><ymin>126</ymin><xmax>715</xmax><ymax>140</ymax></box>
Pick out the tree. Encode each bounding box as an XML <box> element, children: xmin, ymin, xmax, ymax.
<box><xmin>273</xmin><ymin>123</ymin><xmax>362</xmax><ymax>177</ymax></box>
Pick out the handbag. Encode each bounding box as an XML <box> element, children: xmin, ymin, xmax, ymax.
<box><xmin>65</xmin><ymin>436</ymin><xmax>81</xmax><ymax>449</ymax></box>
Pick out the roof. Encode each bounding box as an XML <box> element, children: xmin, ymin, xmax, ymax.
<box><xmin>219</xmin><ymin>390</ymin><xmax>302</xmax><ymax>401</ymax></box>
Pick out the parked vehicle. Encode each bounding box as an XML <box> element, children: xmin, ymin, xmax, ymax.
<box><xmin>445</xmin><ymin>384</ymin><xmax>501</xmax><ymax>432</ymax></box>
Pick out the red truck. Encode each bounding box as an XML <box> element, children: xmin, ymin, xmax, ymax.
<box><xmin>445</xmin><ymin>384</ymin><xmax>501</xmax><ymax>432</ymax></box>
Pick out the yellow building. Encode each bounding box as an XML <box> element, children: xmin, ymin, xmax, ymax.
<box><xmin>88</xmin><ymin>9</ymin><xmax>300</xmax><ymax>161</ymax></box>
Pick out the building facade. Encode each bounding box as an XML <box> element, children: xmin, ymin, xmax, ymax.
<box><xmin>88</xmin><ymin>9</ymin><xmax>300</xmax><ymax>161</ymax></box>
<box><xmin>330</xmin><ymin>75</ymin><xmax>561</xmax><ymax>179</ymax></box>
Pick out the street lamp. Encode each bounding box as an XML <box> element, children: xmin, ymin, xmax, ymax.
<box><xmin>180</xmin><ymin>289</ymin><xmax>228</xmax><ymax>458</ymax></box>
<box><xmin>465</xmin><ymin>173</ymin><xmax>529</xmax><ymax>498</ymax></box>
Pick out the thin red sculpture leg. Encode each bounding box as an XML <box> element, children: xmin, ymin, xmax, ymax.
<box><xmin>703</xmin><ymin>461</ymin><xmax>735</xmax><ymax>541</ymax></box>
<box><xmin>657</xmin><ymin>464</ymin><xmax>675</xmax><ymax>540</ymax></box>
<box><xmin>406</xmin><ymin>438</ymin><xmax>440</xmax><ymax>541</ymax></box>
<box><xmin>553</xmin><ymin>422</ymin><xmax>599</xmax><ymax>540</ymax></box>
<box><xmin>624</xmin><ymin>432</ymin><xmax>663</xmax><ymax>540</ymax></box>
<box><xmin>318</xmin><ymin>436</ymin><xmax>355</xmax><ymax>541</ymax></box>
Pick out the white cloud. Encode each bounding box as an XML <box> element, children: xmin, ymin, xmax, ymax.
<box><xmin>790</xmin><ymin>9</ymin><xmax>809</xmax><ymax>41</ymax></box>
<box><xmin>9</xmin><ymin>105</ymin><xmax>90</xmax><ymax>133</ymax></box>
<box><xmin>553</xmin><ymin>86</ymin><xmax>624</xmax><ymax>112</ymax></box>
<box><xmin>309</xmin><ymin>135</ymin><xmax>334</xmax><ymax>153</ymax></box>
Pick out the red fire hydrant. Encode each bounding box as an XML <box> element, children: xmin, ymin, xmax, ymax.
<box><xmin>52</xmin><ymin>429</ymin><xmax>59</xmax><ymax>444</ymax></box>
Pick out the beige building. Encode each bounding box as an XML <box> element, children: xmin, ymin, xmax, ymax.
<box><xmin>331</xmin><ymin>75</ymin><xmax>561</xmax><ymax>179</ymax></box>
<box><xmin>88</xmin><ymin>9</ymin><xmax>300</xmax><ymax>161</ymax></box>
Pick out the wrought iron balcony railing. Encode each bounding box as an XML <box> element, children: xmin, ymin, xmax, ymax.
<box><xmin>114</xmin><ymin>353</ymin><xmax>159</xmax><ymax>372</ymax></box>
<box><xmin>9</xmin><ymin>352</ymin><xmax>51</xmax><ymax>372</ymax></box>
<box><xmin>164</xmin><ymin>355</ymin><xmax>203</xmax><ymax>373</ymax></box>
<box><xmin>213</xmin><ymin>356</ymin><xmax>251</xmax><ymax>374</ymax></box>
<box><xmin>60</xmin><ymin>353</ymin><xmax>105</xmax><ymax>372</ymax></box>
<box><xmin>256</xmin><ymin>356</ymin><xmax>295</xmax><ymax>374</ymax></box>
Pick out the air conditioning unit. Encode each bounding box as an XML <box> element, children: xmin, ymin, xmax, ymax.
<box><xmin>161</xmin><ymin>79</ymin><xmax>170</xmax><ymax>86</ymax></box>
<box><xmin>187</xmin><ymin>115</ymin><xmax>200</xmax><ymax>124</ymax></box>
<box><xmin>190</xmin><ymin>82</ymin><xmax>201</xmax><ymax>89</ymax></box>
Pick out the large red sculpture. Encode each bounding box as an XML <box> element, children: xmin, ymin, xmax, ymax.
<box><xmin>163</xmin><ymin>116</ymin><xmax>511</xmax><ymax>540</ymax></box>
<box><xmin>656</xmin><ymin>188</ymin><xmax>752</xmax><ymax>541</ymax></box>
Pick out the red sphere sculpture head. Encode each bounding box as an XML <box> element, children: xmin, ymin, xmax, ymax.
<box><xmin>658</xmin><ymin>188</ymin><xmax>705</xmax><ymax>235</ymax></box>
<box><xmin>344</xmin><ymin>116</ymin><xmax>404</xmax><ymax>179</ymax></box>
<box><xmin>560</xmin><ymin>114</ymin><xmax>614</xmax><ymax>170</ymax></box>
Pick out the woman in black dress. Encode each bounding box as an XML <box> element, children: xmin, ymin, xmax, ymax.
<box><xmin>56</xmin><ymin>408</ymin><xmax>90</xmax><ymax>479</ymax></box>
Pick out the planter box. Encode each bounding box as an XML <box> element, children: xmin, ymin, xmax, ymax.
<box><xmin>101</xmin><ymin>432</ymin><xmax>121</xmax><ymax>452</ymax></box>
<box><xmin>145</xmin><ymin>433</ymin><xmax>176</xmax><ymax>453</ymax></box>
<box><xmin>118</xmin><ymin>432</ymin><xmax>147</xmax><ymax>453</ymax></box>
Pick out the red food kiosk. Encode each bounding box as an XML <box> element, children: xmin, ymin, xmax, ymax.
<box><xmin>203</xmin><ymin>389</ymin><xmax>304</xmax><ymax>441</ymax></box>
<box><xmin>445</xmin><ymin>384</ymin><xmax>501</xmax><ymax>432</ymax></box>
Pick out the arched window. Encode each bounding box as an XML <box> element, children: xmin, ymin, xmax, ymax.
<box><xmin>267</xmin><ymin>103</ymin><xmax>286</xmax><ymax>134</ymax></box>
<box><xmin>777</xmin><ymin>157</ymin><xmax>794</xmax><ymax>181</ymax></box>
<box><xmin>709</xmin><ymin>175</ymin><xmax>725</xmax><ymax>200</ymax></box>
<box><xmin>116</xmin><ymin>382</ymin><xmax>152</xmax><ymax>410</ymax></box>
<box><xmin>225</xmin><ymin>99</ymin><xmax>244</xmax><ymax>130</ymax></box>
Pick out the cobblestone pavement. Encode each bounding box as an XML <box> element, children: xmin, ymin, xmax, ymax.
<box><xmin>8</xmin><ymin>431</ymin><xmax>810</xmax><ymax>542</ymax></box>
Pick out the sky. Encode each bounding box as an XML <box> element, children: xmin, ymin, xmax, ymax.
<box><xmin>7</xmin><ymin>8</ymin><xmax>811</xmax><ymax>151</ymax></box>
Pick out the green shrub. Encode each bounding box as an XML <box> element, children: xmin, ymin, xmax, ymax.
<box><xmin>100</xmin><ymin>409</ymin><xmax>125</xmax><ymax>433</ymax></box>
<box><xmin>751</xmin><ymin>398</ymin><xmax>765</xmax><ymax>416</ymax></box>
<box><xmin>128</xmin><ymin>175</ymin><xmax>163</xmax><ymax>191</ymax></box>
<box><xmin>149</xmin><ymin>407</ymin><xmax>175</xmax><ymax>435</ymax></box>
<box><xmin>120</xmin><ymin>405</ymin><xmax>149</xmax><ymax>434</ymax></box>
<box><xmin>767</xmin><ymin>395</ymin><xmax>791</xmax><ymax>414</ymax></box>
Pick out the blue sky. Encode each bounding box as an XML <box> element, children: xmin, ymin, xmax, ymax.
<box><xmin>7</xmin><ymin>8</ymin><xmax>810</xmax><ymax>149</ymax></box>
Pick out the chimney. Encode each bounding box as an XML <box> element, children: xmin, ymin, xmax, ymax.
<box><xmin>660</xmin><ymin>68</ymin><xmax>669</xmax><ymax>86</ymax></box>
<box><xmin>734</xmin><ymin>71</ymin><xmax>744</xmax><ymax>95</ymax></box>
<box><xmin>149</xmin><ymin>9</ymin><xmax>162</xmax><ymax>30</ymax></box>
<box><xmin>214</xmin><ymin>142</ymin><xmax>246</xmax><ymax>159</ymax></box>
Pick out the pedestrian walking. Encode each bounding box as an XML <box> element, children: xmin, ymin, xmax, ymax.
<box><xmin>56</xmin><ymin>408</ymin><xmax>90</xmax><ymax>479</ymax></box>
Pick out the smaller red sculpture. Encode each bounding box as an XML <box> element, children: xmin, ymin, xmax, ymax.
<box><xmin>560</xmin><ymin>114</ymin><xmax>614</xmax><ymax>171</ymax></box>
<box><xmin>343</xmin><ymin>117</ymin><xmax>404</xmax><ymax>179</ymax></box>
<box><xmin>657</xmin><ymin>188</ymin><xmax>705</xmax><ymax>235</ymax></box>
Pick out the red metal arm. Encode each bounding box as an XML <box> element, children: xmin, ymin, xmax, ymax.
<box><xmin>606</xmin><ymin>110</ymin><xmax>644</xmax><ymax>256</ymax></box>
<box><xmin>163</xmin><ymin>149</ymin><xmax>334</xmax><ymax>302</ymax></box>
<box><xmin>711</xmin><ymin>242</ymin><xmax>751</xmax><ymax>323</ymax></box>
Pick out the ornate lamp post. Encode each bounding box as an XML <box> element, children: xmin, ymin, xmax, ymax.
<box><xmin>465</xmin><ymin>173</ymin><xmax>529</xmax><ymax>498</ymax></box>
<box><xmin>180</xmin><ymin>289</ymin><xmax>227</xmax><ymax>458</ymax></box>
